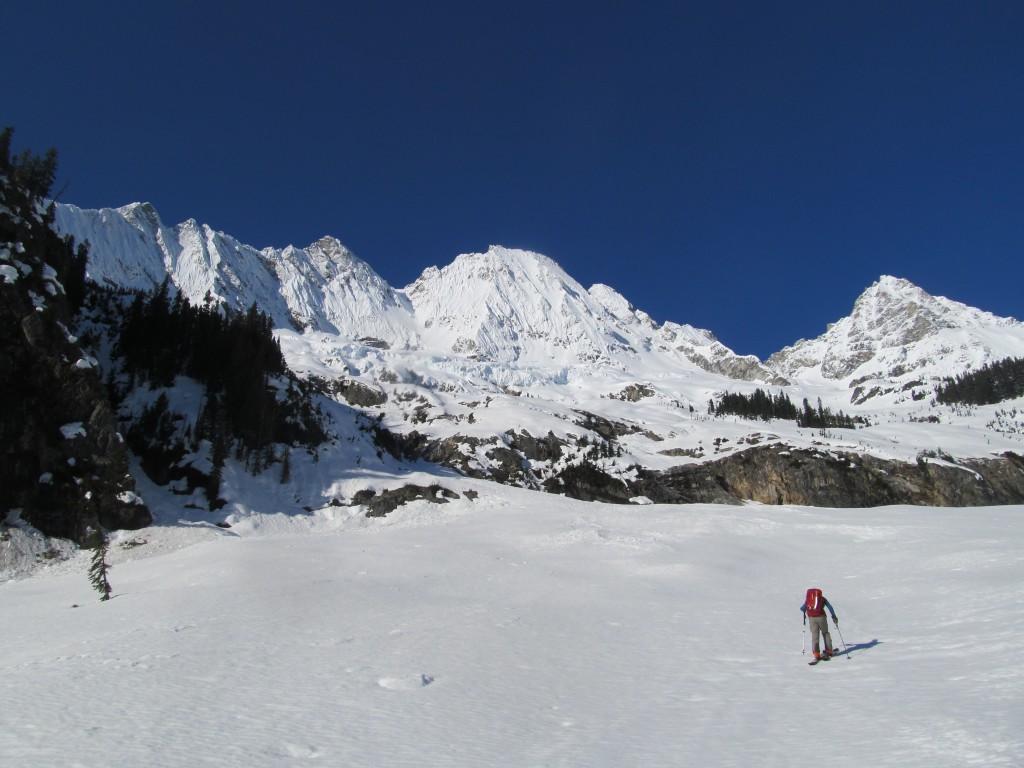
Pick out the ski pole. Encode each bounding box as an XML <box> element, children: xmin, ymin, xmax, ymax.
<box><xmin>834</xmin><ymin>620</ymin><xmax>849</xmax><ymax>658</ymax></box>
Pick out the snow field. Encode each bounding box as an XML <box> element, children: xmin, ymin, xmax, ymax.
<box><xmin>2</xmin><ymin>489</ymin><xmax>1022</xmax><ymax>767</ymax></box>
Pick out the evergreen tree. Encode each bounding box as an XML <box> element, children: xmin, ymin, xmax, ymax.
<box><xmin>795</xmin><ymin>398</ymin><xmax>865</xmax><ymax>429</ymax></box>
<box><xmin>280</xmin><ymin>448</ymin><xmax>292</xmax><ymax>484</ymax></box>
<box><xmin>935</xmin><ymin>357</ymin><xmax>1024</xmax><ymax>406</ymax></box>
<box><xmin>88</xmin><ymin>532</ymin><xmax>113</xmax><ymax>601</ymax></box>
<box><xmin>709</xmin><ymin>389</ymin><xmax>799</xmax><ymax>421</ymax></box>
<box><xmin>112</xmin><ymin>282</ymin><xmax>327</xmax><ymax>483</ymax></box>
<box><xmin>1</xmin><ymin>128</ymin><xmax>151</xmax><ymax>542</ymax></box>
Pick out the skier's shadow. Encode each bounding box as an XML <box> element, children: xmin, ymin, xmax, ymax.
<box><xmin>833</xmin><ymin>639</ymin><xmax>881</xmax><ymax>657</ymax></box>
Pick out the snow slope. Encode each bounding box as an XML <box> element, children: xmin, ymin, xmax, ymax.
<box><xmin>2</xmin><ymin>488</ymin><xmax>1022</xmax><ymax>767</ymax></box>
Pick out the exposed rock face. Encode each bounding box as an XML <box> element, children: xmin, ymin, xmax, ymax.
<box><xmin>506</xmin><ymin>429</ymin><xmax>566</xmax><ymax>463</ymax></box>
<box><xmin>355</xmin><ymin>484</ymin><xmax>460</xmax><ymax>517</ymax></box>
<box><xmin>543</xmin><ymin>463</ymin><xmax>633</xmax><ymax>504</ymax></box>
<box><xmin>372</xmin><ymin>427</ymin><xmax>498</xmax><ymax>479</ymax></box>
<box><xmin>574</xmin><ymin>411</ymin><xmax>638</xmax><ymax>442</ymax></box>
<box><xmin>690</xmin><ymin>351</ymin><xmax>788</xmax><ymax>385</ymax></box>
<box><xmin>370</xmin><ymin>417</ymin><xmax>1024</xmax><ymax>508</ymax></box>
<box><xmin>665</xmin><ymin>328</ymin><xmax>788</xmax><ymax>384</ymax></box>
<box><xmin>613</xmin><ymin>383</ymin><xmax>656</xmax><ymax>402</ymax></box>
<box><xmin>325</xmin><ymin>377</ymin><xmax>388</xmax><ymax>407</ymax></box>
<box><xmin>632</xmin><ymin>446</ymin><xmax>1024</xmax><ymax>508</ymax></box>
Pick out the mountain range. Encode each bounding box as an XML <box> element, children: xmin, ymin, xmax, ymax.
<box><xmin>47</xmin><ymin>201</ymin><xmax>1024</xmax><ymax>512</ymax></box>
<box><xmin>55</xmin><ymin>203</ymin><xmax>783</xmax><ymax>380</ymax></box>
<box><xmin>55</xmin><ymin>201</ymin><xmax>1024</xmax><ymax>391</ymax></box>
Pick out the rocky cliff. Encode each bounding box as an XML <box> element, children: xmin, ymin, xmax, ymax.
<box><xmin>632</xmin><ymin>446</ymin><xmax>1024</xmax><ymax>508</ymax></box>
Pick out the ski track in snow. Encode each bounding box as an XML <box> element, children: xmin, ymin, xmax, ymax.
<box><xmin>2</xmin><ymin>491</ymin><xmax>1022</xmax><ymax>767</ymax></box>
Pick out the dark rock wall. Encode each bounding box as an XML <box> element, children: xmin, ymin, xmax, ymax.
<box><xmin>633</xmin><ymin>446</ymin><xmax>1024</xmax><ymax>508</ymax></box>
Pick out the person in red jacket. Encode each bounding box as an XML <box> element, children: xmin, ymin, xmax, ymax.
<box><xmin>801</xmin><ymin>587</ymin><xmax>838</xmax><ymax>660</ymax></box>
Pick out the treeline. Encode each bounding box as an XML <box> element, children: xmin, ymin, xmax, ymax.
<box><xmin>709</xmin><ymin>389</ymin><xmax>799</xmax><ymax>421</ymax></box>
<box><xmin>111</xmin><ymin>283</ymin><xmax>328</xmax><ymax>497</ymax></box>
<box><xmin>935</xmin><ymin>357</ymin><xmax>1024</xmax><ymax>406</ymax></box>
<box><xmin>709</xmin><ymin>389</ymin><xmax>868</xmax><ymax>429</ymax></box>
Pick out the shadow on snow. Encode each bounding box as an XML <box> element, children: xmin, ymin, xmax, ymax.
<box><xmin>833</xmin><ymin>638</ymin><xmax>882</xmax><ymax>657</ymax></box>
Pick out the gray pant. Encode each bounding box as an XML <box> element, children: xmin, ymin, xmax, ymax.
<box><xmin>809</xmin><ymin>614</ymin><xmax>832</xmax><ymax>654</ymax></box>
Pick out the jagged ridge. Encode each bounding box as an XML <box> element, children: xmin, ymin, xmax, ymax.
<box><xmin>55</xmin><ymin>204</ymin><xmax>775</xmax><ymax>382</ymax></box>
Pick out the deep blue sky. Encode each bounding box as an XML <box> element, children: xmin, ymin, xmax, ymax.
<box><xmin>6</xmin><ymin>2</ymin><xmax>1023</xmax><ymax>359</ymax></box>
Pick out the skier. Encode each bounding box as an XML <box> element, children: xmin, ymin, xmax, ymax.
<box><xmin>801</xmin><ymin>587</ymin><xmax>838</xmax><ymax>661</ymax></box>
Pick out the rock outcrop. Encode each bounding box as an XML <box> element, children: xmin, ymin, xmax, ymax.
<box><xmin>632</xmin><ymin>446</ymin><xmax>1024</xmax><ymax>508</ymax></box>
<box><xmin>354</xmin><ymin>484</ymin><xmax>460</xmax><ymax>517</ymax></box>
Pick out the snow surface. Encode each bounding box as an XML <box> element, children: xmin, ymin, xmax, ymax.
<box><xmin>3</xmin><ymin>487</ymin><xmax>1022</xmax><ymax>767</ymax></box>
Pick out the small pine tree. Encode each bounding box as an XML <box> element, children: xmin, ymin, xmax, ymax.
<box><xmin>280</xmin><ymin>448</ymin><xmax>291</xmax><ymax>484</ymax></box>
<box><xmin>89</xmin><ymin>532</ymin><xmax>113</xmax><ymax>601</ymax></box>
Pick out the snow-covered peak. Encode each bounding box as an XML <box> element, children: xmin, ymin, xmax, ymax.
<box><xmin>274</xmin><ymin>235</ymin><xmax>417</xmax><ymax>345</ymax></box>
<box><xmin>408</xmin><ymin>245</ymin><xmax>580</xmax><ymax>301</ymax></box>
<box><xmin>405</xmin><ymin>245</ymin><xmax>622</xmax><ymax>362</ymax></box>
<box><xmin>399</xmin><ymin>244</ymin><xmax>782</xmax><ymax>384</ymax></box>
<box><xmin>47</xmin><ymin>200</ymin><xmax>1024</xmax><ymax>478</ymax></box>
<box><xmin>54</xmin><ymin>202</ymin><xmax>175</xmax><ymax>291</ymax></box>
<box><xmin>304</xmin><ymin>236</ymin><xmax>359</xmax><ymax>271</ymax></box>
<box><xmin>847</xmin><ymin>275</ymin><xmax>995</xmax><ymax>343</ymax></box>
<box><xmin>767</xmin><ymin>276</ymin><xmax>1024</xmax><ymax>392</ymax></box>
